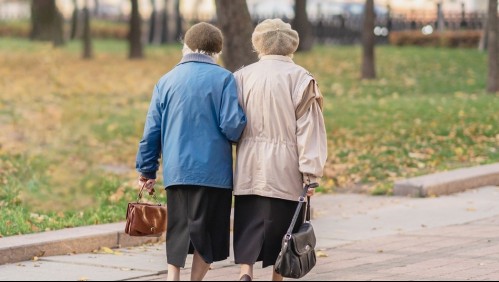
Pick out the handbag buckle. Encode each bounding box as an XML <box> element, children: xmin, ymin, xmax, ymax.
<box><xmin>298</xmin><ymin>196</ymin><xmax>305</xmax><ymax>202</ymax></box>
<box><xmin>284</xmin><ymin>234</ymin><xmax>292</xmax><ymax>241</ymax></box>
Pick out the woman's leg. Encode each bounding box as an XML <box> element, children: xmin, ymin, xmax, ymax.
<box><xmin>191</xmin><ymin>250</ymin><xmax>211</xmax><ymax>281</ymax></box>
<box><xmin>234</xmin><ymin>196</ymin><xmax>265</xmax><ymax>281</ymax></box>
<box><xmin>271</xmin><ymin>269</ymin><xmax>283</xmax><ymax>281</ymax></box>
<box><xmin>239</xmin><ymin>264</ymin><xmax>254</xmax><ymax>280</ymax></box>
<box><xmin>167</xmin><ymin>264</ymin><xmax>180</xmax><ymax>281</ymax></box>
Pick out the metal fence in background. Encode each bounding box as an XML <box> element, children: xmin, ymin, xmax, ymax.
<box><xmin>310</xmin><ymin>12</ymin><xmax>485</xmax><ymax>45</ymax></box>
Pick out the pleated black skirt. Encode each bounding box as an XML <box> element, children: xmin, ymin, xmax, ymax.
<box><xmin>166</xmin><ymin>185</ymin><xmax>233</xmax><ymax>267</ymax></box>
<box><xmin>233</xmin><ymin>195</ymin><xmax>305</xmax><ymax>268</ymax></box>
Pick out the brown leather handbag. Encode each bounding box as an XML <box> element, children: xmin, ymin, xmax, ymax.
<box><xmin>125</xmin><ymin>184</ymin><xmax>167</xmax><ymax>237</ymax></box>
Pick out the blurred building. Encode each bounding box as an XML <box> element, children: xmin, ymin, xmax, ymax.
<box><xmin>380</xmin><ymin>0</ymin><xmax>487</xmax><ymax>14</ymax></box>
<box><xmin>0</xmin><ymin>0</ymin><xmax>29</xmax><ymax>20</ymax></box>
<box><xmin>247</xmin><ymin>0</ymin><xmax>390</xmax><ymax>21</ymax></box>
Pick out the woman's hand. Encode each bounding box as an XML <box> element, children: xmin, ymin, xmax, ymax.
<box><xmin>303</xmin><ymin>174</ymin><xmax>319</xmax><ymax>197</ymax></box>
<box><xmin>307</xmin><ymin>188</ymin><xmax>315</xmax><ymax>197</ymax></box>
<box><xmin>138</xmin><ymin>176</ymin><xmax>157</xmax><ymax>195</ymax></box>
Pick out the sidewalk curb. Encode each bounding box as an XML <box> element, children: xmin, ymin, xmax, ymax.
<box><xmin>0</xmin><ymin>222</ymin><xmax>165</xmax><ymax>265</ymax></box>
<box><xmin>394</xmin><ymin>163</ymin><xmax>499</xmax><ymax>197</ymax></box>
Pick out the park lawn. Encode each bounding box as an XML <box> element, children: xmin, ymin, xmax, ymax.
<box><xmin>0</xmin><ymin>39</ymin><xmax>498</xmax><ymax>236</ymax></box>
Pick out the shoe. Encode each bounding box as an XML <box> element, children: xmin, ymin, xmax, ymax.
<box><xmin>240</xmin><ymin>274</ymin><xmax>252</xmax><ymax>281</ymax></box>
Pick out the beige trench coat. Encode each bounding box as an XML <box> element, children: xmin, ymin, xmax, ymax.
<box><xmin>234</xmin><ymin>55</ymin><xmax>327</xmax><ymax>202</ymax></box>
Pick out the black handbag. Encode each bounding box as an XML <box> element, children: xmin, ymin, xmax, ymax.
<box><xmin>274</xmin><ymin>184</ymin><xmax>317</xmax><ymax>279</ymax></box>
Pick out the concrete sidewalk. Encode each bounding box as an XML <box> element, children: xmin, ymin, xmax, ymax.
<box><xmin>1</xmin><ymin>186</ymin><xmax>499</xmax><ymax>281</ymax></box>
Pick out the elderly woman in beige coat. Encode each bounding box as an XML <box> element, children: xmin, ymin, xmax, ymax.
<box><xmin>233</xmin><ymin>19</ymin><xmax>327</xmax><ymax>281</ymax></box>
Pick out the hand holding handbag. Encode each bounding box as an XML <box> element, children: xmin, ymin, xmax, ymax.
<box><xmin>125</xmin><ymin>183</ymin><xmax>167</xmax><ymax>237</ymax></box>
<box><xmin>274</xmin><ymin>184</ymin><xmax>317</xmax><ymax>279</ymax></box>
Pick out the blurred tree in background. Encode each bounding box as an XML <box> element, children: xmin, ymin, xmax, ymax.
<box><xmin>70</xmin><ymin>0</ymin><xmax>79</xmax><ymax>40</ymax></box>
<box><xmin>148</xmin><ymin>0</ymin><xmax>165</xmax><ymax>44</ymax></box>
<box><xmin>129</xmin><ymin>0</ymin><xmax>143</xmax><ymax>59</ymax></box>
<box><xmin>487</xmin><ymin>0</ymin><xmax>498</xmax><ymax>93</ymax></box>
<box><xmin>362</xmin><ymin>0</ymin><xmax>376</xmax><ymax>79</ymax></box>
<box><xmin>215</xmin><ymin>0</ymin><xmax>257</xmax><ymax>71</ymax></box>
<box><xmin>30</xmin><ymin>0</ymin><xmax>64</xmax><ymax>46</ymax></box>
<box><xmin>165</xmin><ymin>0</ymin><xmax>182</xmax><ymax>44</ymax></box>
<box><xmin>293</xmin><ymin>0</ymin><xmax>313</xmax><ymax>52</ymax></box>
<box><xmin>82</xmin><ymin>0</ymin><xmax>93</xmax><ymax>59</ymax></box>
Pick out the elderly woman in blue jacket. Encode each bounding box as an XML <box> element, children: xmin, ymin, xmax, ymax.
<box><xmin>135</xmin><ymin>22</ymin><xmax>247</xmax><ymax>281</ymax></box>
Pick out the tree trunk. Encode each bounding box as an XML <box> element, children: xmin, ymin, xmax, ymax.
<box><xmin>361</xmin><ymin>0</ymin><xmax>376</xmax><ymax>80</ymax></box>
<box><xmin>129</xmin><ymin>0</ymin><xmax>144</xmax><ymax>59</ymax></box>
<box><xmin>479</xmin><ymin>14</ymin><xmax>489</xmax><ymax>51</ymax></box>
<box><xmin>148</xmin><ymin>0</ymin><xmax>157</xmax><ymax>44</ymax></box>
<box><xmin>293</xmin><ymin>0</ymin><xmax>314</xmax><ymax>52</ymax></box>
<box><xmin>436</xmin><ymin>2</ymin><xmax>445</xmax><ymax>32</ymax></box>
<box><xmin>30</xmin><ymin>0</ymin><xmax>65</xmax><ymax>47</ymax></box>
<box><xmin>174</xmin><ymin>0</ymin><xmax>182</xmax><ymax>41</ymax></box>
<box><xmin>161</xmin><ymin>3</ymin><xmax>168</xmax><ymax>44</ymax></box>
<box><xmin>82</xmin><ymin>1</ymin><xmax>93</xmax><ymax>59</ymax></box>
<box><xmin>94</xmin><ymin>0</ymin><xmax>100</xmax><ymax>16</ymax></box>
<box><xmin>487</xmin><ymin>0</ymin><xmax>498</xmax><ymax>93</ymax></box>
<box><xmin>149</xmin><ymin>0</ymin><xmax>165</xmax><ymax>45</ymax></box>
<box><xmin>165</xmin><ymin>0</ymin><xmax>173</xmax><ymax>43</ymax></box>
<box><xmin>162</xmin><ymin>0</ymin><xmax>182</xmax><ymax>44</ymax></box>
<box><xmin>148</xmin><ymin>0</ymin><xmax>167</xmax><ymax>45</ymax></box>
<box><xmin>215</xmin><ymin>0</ymin><xmax>258</xmax><ymax>71</ymax></box>
<box><xmin>70</xmin><ymin>0</ymin><xmax>79</xmax><ymax>40</ymax></box>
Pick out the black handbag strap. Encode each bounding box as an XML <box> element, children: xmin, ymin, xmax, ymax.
<box><xmin>284</xmin><ymin>183</ymin><xmax>317</xmax><ymax>241</ymax></box>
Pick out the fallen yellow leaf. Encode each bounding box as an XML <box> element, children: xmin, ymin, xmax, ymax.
<box><xmin>316</xmin><ymin>251</ymin><xmax>328</xmax><ymax>258</ymax></box>
<box><xmin>99</xmin><ymin>247</ymin><xmax>114</xmax><ymax>254</ymax></box>
<box><xmin>97</xmin><ymin>246</ymin><xmax>123</xmax><ymax>255</ymax></box>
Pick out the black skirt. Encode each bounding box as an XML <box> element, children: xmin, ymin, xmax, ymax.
<box><xmin>233</xmin><ymin>195</ymin><xmax>305</xmax><ymax>268</ymax></box>
<box><xmin>166</xmin><ymin>185</ymin><xmax>233</xmax><ymax>267</ymax></box>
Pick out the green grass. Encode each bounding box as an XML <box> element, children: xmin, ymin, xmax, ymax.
<box><xmin>0</xmin><ymin>154</ymin><xmax>166</xmax><ymax>236</ymax></box>
<box><xmin>294</xmin><ymin>46</ymin><xmax>498</xmax><ymax>195</ymax></box>
<box><xmin>0</xmin><ymin>38</ymin><xmax>498</xmax><ymax>236</ymax></box>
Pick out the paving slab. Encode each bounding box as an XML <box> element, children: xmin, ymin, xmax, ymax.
<box><xmin>40</xmin><ymin>250</ymin><xmax>167</xmax><ymax>273</ymax></box>
<box><xmin>0</xmin><ymin>260</ymin><xmax>155</xmax><ymax>281</ymax></box>
<box><xmin>314</xmin><ymin>186</ymin><xmax>499</xmax><ymax>248</ymax></box>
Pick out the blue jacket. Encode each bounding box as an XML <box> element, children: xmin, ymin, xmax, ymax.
<box><xmin>136</xmin><ymin>53</ymin><xmax>247</xmax><ymax>189</ymax></box>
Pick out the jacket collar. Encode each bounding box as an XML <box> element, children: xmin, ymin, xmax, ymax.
<box><xmin>178</xmin><ymin>53</ymin><xmax>217</xmax><ymax>65</ymax></box>
<box><xmin>260</xmin><ymin>55</ymin><xmax>294</xmax><ymax>63</ymax></box>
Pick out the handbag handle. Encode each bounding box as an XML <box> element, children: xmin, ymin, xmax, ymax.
<box><xmin>137</xmin><ymin>182</ymin><xmax>162</xmax><ymax>205</ymax></box>
<box><xmin>284</xmin><ymin>183</ymin><xmax>318</xmax><ymax>241</ymax></box>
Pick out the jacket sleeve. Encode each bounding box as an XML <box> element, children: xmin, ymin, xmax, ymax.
<box><xmin>135</xmin><ymin>85</ymin><xmax>162</xmax><ymax>179</ymax></box>
<box><xmin>296</xmin><ymin>80</ymin><xmax>327</xmax><ymax>184</ymax></box>
<box><xmin>219</xmin><ymin>74</ymin><xmax>247</xmax><ymax>142</ymax></box>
